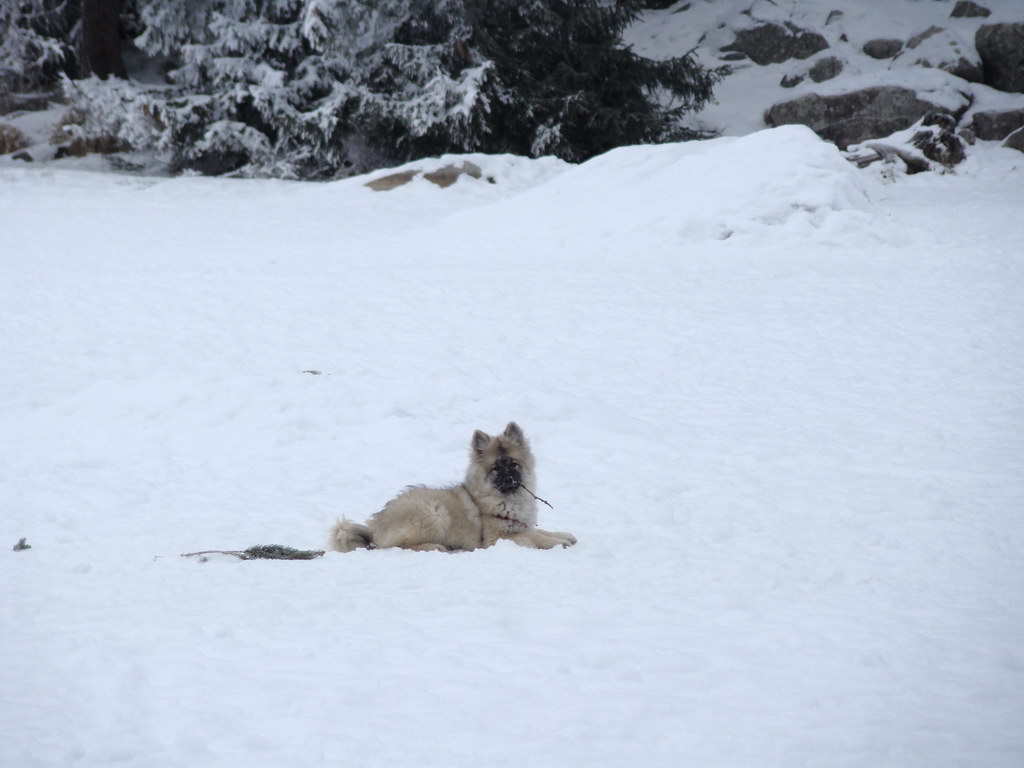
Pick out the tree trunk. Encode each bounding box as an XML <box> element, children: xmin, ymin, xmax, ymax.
<box><xmin>82</xmin><ymin>0</ymin><xmax>126</xmax><ymax>79</ymax></box>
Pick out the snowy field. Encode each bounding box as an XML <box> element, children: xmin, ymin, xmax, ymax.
<box><xmin>2</xmin><ymin>127</ymin><xmax>1023</xmax><ymax>767</ymax></box>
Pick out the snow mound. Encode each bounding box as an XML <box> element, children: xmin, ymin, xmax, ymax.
<box><xmin>449</xmin><ymin>126</ymin><xmax>877</xmax><ymax>249</ymax></box>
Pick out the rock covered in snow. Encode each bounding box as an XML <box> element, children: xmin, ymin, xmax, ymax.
<box><xmin>779</xmin><ymin>54</ymin><xmax>844</xmax><ymax>89</ymax></box>
<box><xmin>764</xmin><ymin>87</ymin><xmax>959</xmax><ymax>150</ymax></box>
<box><xmin>720</xmin><ymin>22</ymin><xmax>829</xmax><ymax>65</ymax></box>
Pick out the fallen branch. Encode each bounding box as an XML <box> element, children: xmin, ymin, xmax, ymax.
<box><xmin>181</xmin><ymin>545</ymin><xmax>325</xmax><ymax>561</ymax></box>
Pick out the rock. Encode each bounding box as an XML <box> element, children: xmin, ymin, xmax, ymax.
<box><xmin>976</xmin><ymin>23</ymin><xmax>1024</xmax><ymax>93</ymax></box>
<box><xmin>765</xmin><ymin>86</ymin><xmax>954</xmax><ymax>149</ymax></box>
<box><xmin>365</xmin><ymin>162</ymin><xmax>487</xmax><ymax>191</ymax></box>
<box><xmin>719</xmin><ymin>52</ymin><xmax>748</xmax><ymax>62</ymax></box>
<box><xmin>365</xmin><ymin>170</ymin><xmax>418</xmax><ymax>191</ymax></box>
<box><xmin>809</xmin><ymin>56</ymin><xmax>844</xmax><ymax>83</ymax></box>
<box><xmin>970</xmin><ymin>109</ymin><xmax>1024</xmax><ymax>140</ymax></box>
<box><xmin>863</xmin><ymin>38</ymin><xmax>904</xmax><ymax>59</ymax></box>
<box><xmin>1003</xmin><ymin>127</ymin><xmax>1024</xmax><ymax>153</ymax></box>
<box><xmin>423</xmin><ymin>162</ymin><xmax>484</xmax><ymax>188</ymax></box>
<box><xmin>720</xmin><ymin>23</ymin><xmax>828</xmax><ymax>66</ymax></box>
<box><xmin>957</xmin><ymin>126</ymin><xmax>977</xmax><ymax>145</ymax></box>
<box><xmin>825</xmin><ymin>10</ymin><xmax>844</xmax><ymax>26</ymax></box>
<box><xmin>12</xmin><ymin>150</ymin><xmax>33</xmax><ymax>162</ymax></box>
<box><xmin>780</xmin><ymin>74</ymin><xmax>805</xmax><ymax>88</ymax></box>
<box><xmin>950</xmin><ymin>1</ymin><xmax>991</xmax><ymax>18</ymax></box>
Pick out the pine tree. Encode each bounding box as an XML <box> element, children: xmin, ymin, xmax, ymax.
<box><xmin>0</xmin><ymin>1</ymin><xmax>79</xmax><ymax>97</ymax></box>
<box><xmin>351</xmin><ymin>0</ymin><xmax>722</xmax><ymax>165</ymax></box>
<box><xmin>58</xmin><ymin>0</ymin><xmax>722</xmax><ymax>178</ymax></box>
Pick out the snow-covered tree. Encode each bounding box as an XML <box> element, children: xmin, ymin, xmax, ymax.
<box><xmin>350</xmin><ymin>0</ymin><xmax>721</xmax><ymax>163</ymax></box>
<box><xmin>1</xmin><ymin>1</ymin><xmax>78</xmax><ymax>95</ymax></box>
<box><xmin>62</xmin><ymin>0</ymin><xmax>721</xmax><ymax>177</ymax></box>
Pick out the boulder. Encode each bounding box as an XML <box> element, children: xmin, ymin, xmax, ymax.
<box><xmin>720</xmin><ymin>23</ymin><xmax>828</xmax><ymax>65</ymax></box>
<box><xmin>863</xmin><ymin>38</ymin><xmax>903</xmax><ymax>59</ymax></box>
<box><xmin>976</xmin><ymin>23</ymin><xmax>1024</xmax><ymax>93</ymax></box>
<box><xmin>969</xmin><ymin>109</ymin><xmax>1024</xmax><ymax>140</ymax></box>
<box><xmin>809</xmin><ymin>56</ymin><xmax>844</xmax><ymax>83</ymax></box>
<box><xmin>765</xmin><ymin>86</ymin><xmax>954</xmax><ymax>149</ymax></box>
<box><xmin>780</xmin><ymin>74</ymin><xmax>805</xmax><ymax>89</ymax></box>
<box><xmin>950</xmin><ymin>1</ymin><xmax>991</xmax><ymax>18</ymax></box>
<box><xmin>1003</xmin><ymin>127</ymin><xmax>1024</xmax><ymax>153</ymax></box>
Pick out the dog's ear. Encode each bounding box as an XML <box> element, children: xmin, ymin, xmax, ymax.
<box><xmin>503</xmin><ymin>422</ymin><xmax>525</xmax><ymax>444</ymax></box>
<box><xmin>471</xmin><ymin>430</ymin><xmax>492</xmax><ymax>454</ymax></box>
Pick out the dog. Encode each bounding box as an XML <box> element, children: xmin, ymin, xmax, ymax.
<box><xmin>328</xmin><ymin>422</ymin><xmax>576</xmax><ymax>552</ymax></box>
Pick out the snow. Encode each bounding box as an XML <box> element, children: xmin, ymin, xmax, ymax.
<box><xmin>3</xmin><ymin>126</ymin><xmax>1024</xmax><ymax>767</ymax></box>
<box><xmin>444</xmin><ymin>126</ymin><xmax>878</xmax><ymax>246</ymax></box>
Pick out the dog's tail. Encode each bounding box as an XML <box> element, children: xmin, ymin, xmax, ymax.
<box><xmin>328</xmin><ymin>519</ymin><xmax>374</xmax><ymax>552</ymax></box>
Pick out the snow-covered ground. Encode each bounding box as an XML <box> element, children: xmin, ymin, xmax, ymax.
<box><xmin>2</xmin><ymin>127</ymin><xmax>1023</xmax><ymax>767</ymax></box>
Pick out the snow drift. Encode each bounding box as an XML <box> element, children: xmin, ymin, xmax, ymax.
<box><xmin>384</xmin><ymin>126</ymin><xmax>879</xmax><ymax>248</ymax></box>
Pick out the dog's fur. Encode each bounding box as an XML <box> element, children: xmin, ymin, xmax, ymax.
<box><xmin>328</xmin><ymin>423</ymin><xmax>576</xmax><ymax>553</ymax></box>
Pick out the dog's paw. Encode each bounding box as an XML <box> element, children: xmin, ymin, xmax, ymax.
<box><xmin>553</xmin><ymin>532</ymin><xmax>577</xmax><ymax>547</ymax></box>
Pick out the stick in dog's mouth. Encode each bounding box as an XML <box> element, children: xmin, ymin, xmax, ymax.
<box><xmin>520</xmin><ymin>484</ymin><xmax>553</xmax><ymax>509</ymax></box>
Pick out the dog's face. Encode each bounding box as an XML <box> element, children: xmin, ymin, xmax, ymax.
<box><xmin>470</xmin><ymin>422</ymin><xmax>535</xmax><ymax>495</ymax></box>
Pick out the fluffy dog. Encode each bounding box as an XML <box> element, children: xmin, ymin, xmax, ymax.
<box><xmin>328</xmin><ymin>423</ymin><xmax>576</xmax><ymax>552</ymax></box>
